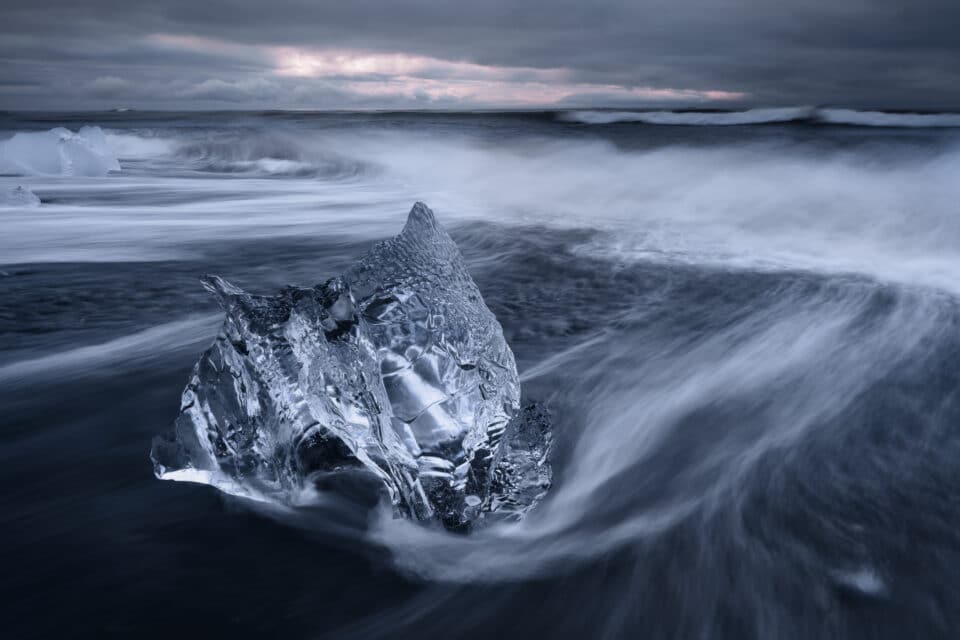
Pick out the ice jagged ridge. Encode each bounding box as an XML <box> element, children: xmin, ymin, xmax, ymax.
<box><xmin>151</xmin><ymin>203</ymin><xmax>552</xmax><ymax>529</ymax></box>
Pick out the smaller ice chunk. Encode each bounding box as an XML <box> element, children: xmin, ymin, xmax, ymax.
<box><xmin>0</xmin><ymin>126</ymin><xmax>120</xmax><ymax>176</ymax></box>
<box><xmin>0</xmin><ymin>185</ymin><xmax>40</xmax><ymax>208</ymax></box>
<box><xmin>831</xmin><ymin>566</ymin><xmax>887</xmax><ymax>597</ymax></box>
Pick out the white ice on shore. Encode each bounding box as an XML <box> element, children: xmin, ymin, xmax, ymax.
<box><xmin>0</xmin><ymin>126</ymin><xmax>120</xmax><ymax>176</ymax></box>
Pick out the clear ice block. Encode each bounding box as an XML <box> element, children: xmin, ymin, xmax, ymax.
<box><xmin>151</xmin><ymin>203</ymin><xmax>551</xmax><ymax>529</ymax></box>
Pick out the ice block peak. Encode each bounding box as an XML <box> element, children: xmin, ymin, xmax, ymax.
<box><xmin>151</xmin><ymin>203</ymin><xmax>551</xmax><ymax>529</ymax></box>
<box><xmin>403</xmin><ymin>200</ymin><xmax>441</xmax><ymax>233</ymax></box>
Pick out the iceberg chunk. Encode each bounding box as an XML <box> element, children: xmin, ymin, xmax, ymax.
<box><xmin>151</xmin><ymin>203</ymin><xmax>551</xmax><ymax>529</ymax></box>
<box><xmin>0</xmin><ymin>126</ymin><xmax>120</xmax><ymax>176</ymax></box>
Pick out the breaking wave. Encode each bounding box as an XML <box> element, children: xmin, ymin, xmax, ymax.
<box><xmin>102</xmin><ymin>129</ymin><xmax>375</xmax><ymax>178</ymax></box>
<box><xmin>103</xmin><ymin>131</ymin><xmax>177</xmax><ymax>159</ymax></box>
<box><xmin>174</xmin><ymin>134</ymin><xmax>370</xmax><ymax>177</ymax></box>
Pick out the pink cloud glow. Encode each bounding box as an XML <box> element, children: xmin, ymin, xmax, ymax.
<box><xmin>272</xmin><ymin>47</ymin><xmax>745</xmax><ymax>104</ymax></box>
<box><xmin>151</xmin><ymin>34</ymin><xmax>747</xmax><ymax>106</ymax></box>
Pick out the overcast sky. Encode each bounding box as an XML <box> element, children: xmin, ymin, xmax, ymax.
<box><xmin>2</xmin><ymin>0</ymin><xmax>959</xmax><ymax>111</ymax></box>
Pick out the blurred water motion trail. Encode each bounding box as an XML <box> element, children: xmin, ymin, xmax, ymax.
<box><xmin>3</xmin><ymin>110</ymin><xmax>960</xmax><ymax>639</ymax></box>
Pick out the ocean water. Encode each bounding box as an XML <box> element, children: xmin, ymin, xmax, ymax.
<box><xmin>3</xmin><ymin>110</ymin><xmax>960</xmax><ymax>638</ymax></box>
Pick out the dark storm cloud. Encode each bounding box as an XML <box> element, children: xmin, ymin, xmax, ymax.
<box><xmin>1</xmin><ymin>0</ymin><xmax>958</xmax><ymax>110</ymax></box>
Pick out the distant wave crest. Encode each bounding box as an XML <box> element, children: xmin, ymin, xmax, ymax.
<box><xmin>817</xmin><ymin>109</ymin><xmax>960</xmax><ymax>128</ymax></box>
<box><xmin>561</xmin><ymin>107</ymin><xmax>960</xmax><ymax>127</ymax></box>
<box><xmin>561</xmin><ymin>107</ymin><xmax>814</xmax><ymax>126</ymax></box>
